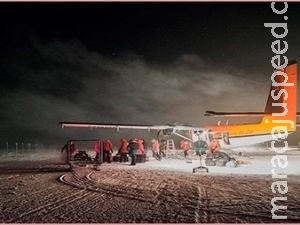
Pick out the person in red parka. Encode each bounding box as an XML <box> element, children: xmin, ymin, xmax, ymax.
<box><xmin>103</xmin><ymin>139</ymin><xmax>113</xmax><ymax>163</ymax></box>
<box><xmin>118</xmin><ymin>138</ymin><xmax>128</xmax><ymax>163</ymax></box>
<box><xmin>136</xmin><ymin>139</ymin><xmax>146</xmax><ymax>163</ymax></box>
<box><xmin>151</xmin><ymin>139</ymin><xmax>161</xmax><ymax>160</ymax></box>
<box><xmin>180</xmin><ymin>140</ymin><xmax>191</xmax><ymax>158</ymax></box>
<box><xmin>93</xmin><ymin>141</ymin><xmax>102</xmax><ymax>164</ymax></box>
<box><xmin>137</xmin><ymin>139</ymin><xmax>145</xmax><ymax>155</ymax></box>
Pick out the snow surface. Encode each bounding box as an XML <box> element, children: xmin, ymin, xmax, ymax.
<box><xmin>1</xmin><ymin>148</ymin><xmax>300</xmax><ymax>223</ymax></box>
<box><xmin>1</xmin><ymin>148</ymin><xmax>300</xmax><ymax>175</ymax></box>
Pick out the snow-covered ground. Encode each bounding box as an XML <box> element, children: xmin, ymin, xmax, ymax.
<box><xmin>1</xmin><ymin>148</ymin><xmax>300</xmax><ymax>175</ymax></box>
<box><xmin>143</xmin><ymin>155</ymin><xmax>300</xmax><ymax>175</ymax></box>
<box><xmin>1</xmin><ymin>148</ymin><xmax>300</xmax><ymax>223</ymax></box>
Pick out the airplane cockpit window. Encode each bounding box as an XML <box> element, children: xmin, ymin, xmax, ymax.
<box><xmin>162</xmin><ymin>129</ymin><xmax>173</xmax><ymax>135</ymax></box>
<box><xmin>193</xmin><ymin>130</ymin><xmax>203</xmax><ymax>135</ymax></box>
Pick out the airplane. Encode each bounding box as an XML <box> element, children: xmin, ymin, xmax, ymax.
<box><xmin>204</xmin><ymin>60</ymin><xmax>297</xmax><ymax>149</ymax></box>
<box><xmin>59</xmin><ymin>60</ymin><xmax>298</xmax><ymax>152</ymax></box>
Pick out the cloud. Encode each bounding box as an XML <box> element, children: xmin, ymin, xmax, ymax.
<box><xmin>0</xmin><ymin>35</ymin><xmax>274</xmax><ymax>146</ymax></box>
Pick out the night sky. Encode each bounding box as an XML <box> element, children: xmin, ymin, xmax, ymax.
<box><xmin>1</xmin><ymin>2</ymin><xmax>300</xmax><ymax>149</ymax></box>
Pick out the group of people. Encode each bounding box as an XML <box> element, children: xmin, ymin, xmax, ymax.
<box><xmin>150</xmin><ymin>139</ymin><xmax>168</xmax><ymax>160</ymax></box>
<box><xmin>93</xmin><ymin>139</ymin><xmax>113</xmax><ymax>164</ymax></box>
<box><xmin>93</xmin><ymin>138</ymin><xmax>147</xmax><ymax>166</ymax></box>
<box><xmin>94</xmin><ymin>138</ymin><xmax>166</xmax><ymax>166</ymax></box>
<box><xmin>61</xmin><ymin>137</ymin><xmax>223</xmax><ymax>167</ymax></box>
<box><xmin>179</xmin><ymin>138</ymin><xmax>221</xmax><ymax>158</ymax></box>
<box><xmin>119</xmin><ymin>138</ymin><xmax>172</xmax><ymax>164</ymax></box>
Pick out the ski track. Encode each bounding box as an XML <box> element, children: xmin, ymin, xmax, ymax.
<box><xmin>1</xmin><ymin>163</ymin><xmax>300</xmax><ymax>222</ymax></box>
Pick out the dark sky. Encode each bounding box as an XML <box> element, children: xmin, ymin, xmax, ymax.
<box><xmin>1</xmin><ymin>2</ymin><xmax>300</xmax><ymax>148</ymax></box>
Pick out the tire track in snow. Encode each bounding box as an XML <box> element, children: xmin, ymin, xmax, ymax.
<box><xmin>6</xmin><ymin>189</ymin><xmax>89</xmax><ymax>222</ymax></box>
<box><xmin>58</xmin><ymin>168</ymin><xmax>165</xmax><ymax>222</ymax></box>
<box><xmin>0</xmin><ymin>182</ymin><xmax>77</xmax><ymax>221</ymax></box>
<box><xmin>195</xmin><ymin>186</ymin><xmax>212</xmax><ymax>223</ymax></box>
<box><xmin>18</xmin><ymin>191</ymin><xmax>99</xmax><ymax>222</ymax></box>
<box><xmin>0</xmin><ymin>183</ymin><xmax>60</xmax><ymax>205</ymax></box>
<box><xmin>60</xmin><ymin>169</ymin><xmax>156</xmax><ymax>203</ymax></box>
<box><xmin>69</xmin><ymin>170</ymin><xmax>145</xmax><ymax>223</ymax></box>
<box><xmin>20</xmin><ymin>191</ymin><xmax>106</xmax><ymax>223</ymax></box>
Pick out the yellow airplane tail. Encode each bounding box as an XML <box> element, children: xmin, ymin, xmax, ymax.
<box><xmin>262</xmin><ymin>60</ymin><xmax>297</xmax><ymax>132</ymax></box>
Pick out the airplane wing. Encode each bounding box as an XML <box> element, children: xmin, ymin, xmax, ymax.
<box><xmin>204</xmin><ymin>111</ymin><xmax>265</xmax><ymax>117</ymax></box>
<box><xmin>59</xmin><ymin>122</ymin><xmax>204</xmax><ymax>132</ymax></box>
<box><xmin>205</xmin><ymin>111</ymin><xmax>300</xmax><ymax>117</ymax></box>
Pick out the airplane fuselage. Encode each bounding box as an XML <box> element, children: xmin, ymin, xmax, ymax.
<box><xmin>199</xmin><ymin>114</ymin><xmax>295</xmax><ymax>150</ymax></box>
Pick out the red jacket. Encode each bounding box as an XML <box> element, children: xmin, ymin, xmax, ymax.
<box><xmin>180</xmin><ymin>140</ymin><xmax>190</xmax><ymax>151</ymax></box>
<box><xmin>103</xmin><ymin>139</ymin><xmax>113</xmax><ymax>151</ymax></box>
<box><xmin>151</xmin><ymin>140</ymin><xmax>160</xmax><ymax>153</ymax></box>
<box><xmin>119</xmin><ymin>139</ymin><xmax>128</xmax><ymax>154</ymax></box>
<box><xmin>137</xmin><ymin>139</ymin><xmax>145</xmax><ymax>155</ymax></box>
<box><xmin>93</xmin><ymin>141</ymin><xmax>102</xmax><ymax>153</ymax></box>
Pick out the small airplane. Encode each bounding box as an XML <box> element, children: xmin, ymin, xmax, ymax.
<box><xmin>59</xmin><ymin>60</ymin><xmax>298</xmax><ymax>151</ymax></box>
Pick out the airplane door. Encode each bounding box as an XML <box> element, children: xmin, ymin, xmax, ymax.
<box><xmin>222</xmin><ymin>132</ymin><xmax>230</xmax><ymax>145</ymax></box>
<box><xmin>205</xmin><ymin>129</ymin><xmax>214</xmax><ymax>142</ymax></box>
